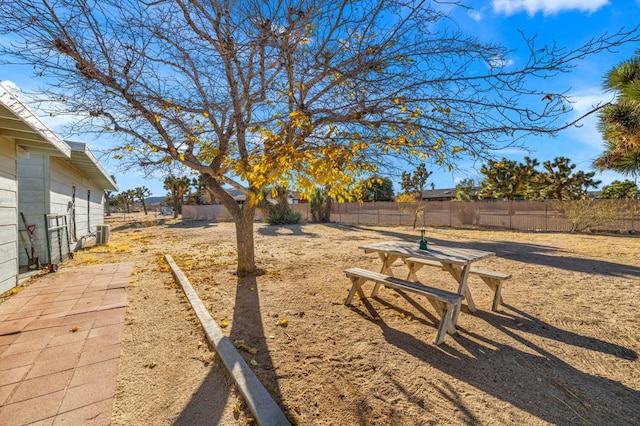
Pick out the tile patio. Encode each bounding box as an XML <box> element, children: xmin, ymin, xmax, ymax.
<box><xmin>0</xmin><ymin>263</ymin><xmax>132</xmax><ymax>425</ymax></box>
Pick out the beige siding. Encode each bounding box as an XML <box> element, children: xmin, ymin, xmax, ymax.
<box><xmin>17</xmin><ymin>153</ymin><xmax>48</xmax><ymax>266</ymax></box>
<box><xmin>0</xmin><ymin>136</ymin><xmax>18</xmax><ymax>294</ymax></box>
<box><xmin>49</xmin><ymin>157</ymin><xmax>105</xmax><ymax>240</ymax></box>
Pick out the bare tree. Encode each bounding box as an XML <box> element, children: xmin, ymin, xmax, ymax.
<box><xmin>1</xmin><ymin>0</ymin><xmax>638</xmax><ymax>275</ymax></box>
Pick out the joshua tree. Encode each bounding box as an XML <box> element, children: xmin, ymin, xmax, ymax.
<box><xmin>2</xmin><ymin>1</ymin><xmax>638</xmax><ymax>275</ymax></box>
<box><xmin>134</xmin><ymin>186</ymin><xmax>152</xmax><ymax>214</ymax></box>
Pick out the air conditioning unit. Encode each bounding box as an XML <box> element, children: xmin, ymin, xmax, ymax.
<box><xmin>96</xmin><ymin>225</ymin><xmax>110</xmax><ymax>244</ymax></box>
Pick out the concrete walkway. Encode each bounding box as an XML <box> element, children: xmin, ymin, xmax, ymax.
<box><xmin>0</xmin><ymin>263</ymin><xmax>132</xmax><ymax>425</ymax></box>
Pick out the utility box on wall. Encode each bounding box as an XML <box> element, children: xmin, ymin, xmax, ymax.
<box><xmin>96</xmin><ymin>225</ymin><xmax>110</xmax><ymax>244</ymax></box>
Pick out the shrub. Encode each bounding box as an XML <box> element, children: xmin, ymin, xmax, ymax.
<box><xmin>266</xmin><ymin>206</ymin><xmax>302</xmax><ymax>225</ymax></box>
<box><xmin>553</xmin><ymin>199</ymin><xmax>640</xmax><ymax>233</ymax></box>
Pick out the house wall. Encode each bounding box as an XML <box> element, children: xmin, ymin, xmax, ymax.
<box><xmin>49</xmin><ymin>157</ymin><xmax>105</xmax><ymax>240</ymax></box>
<box><xmin>17</xmin><ymin>155</ymin><xmax>107</xmax><ymax>265</ymax></box>
<box><xmin>17</xmin><ymin>153</ymin><xmax>48</xmax><ymax>269</ymax></box>
<box><xmin>0</xmin><ymin>136</ymin><xmax>18</xmax><ymax>294</ymax></box>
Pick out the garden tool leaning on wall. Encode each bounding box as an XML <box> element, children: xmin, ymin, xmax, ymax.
<box><xmin>20</xmin><ymin>212</ymin><xmax>40</xmax><ymax>270</ymax></box>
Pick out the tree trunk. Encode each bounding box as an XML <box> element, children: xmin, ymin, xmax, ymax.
<box><xmin>141</xmin><ymin>200</ymin><xmax>148</xmax><ymax>215</ymax></box>
<box><xmin>105</xmin><ymin>194</ymin><xmax>111</xmax><ymax>216</ymax></box>
<box><xmin>173</xmin><ymin>195</ymin><xmax>179</xmax><ymax>219</ymax></box>
<box><xmin>235</xmin><ymin>204</ymin><xmax>257</xmax><ymax>276</ymax></box>
<box><xmin>201</xmin><ymin>175</ymin><xmax>258</xmax><ymax>277</ymax></box>
<box><xmin>323</xmin><ymin>196</ymin><xmax>332</xmax><ymax>223</ymax></box>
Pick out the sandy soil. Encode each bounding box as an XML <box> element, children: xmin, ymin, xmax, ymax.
<box><xmin>49</xmin><ymin>214</ymin><xmax>640</xmax><ymax>424</ymax></box>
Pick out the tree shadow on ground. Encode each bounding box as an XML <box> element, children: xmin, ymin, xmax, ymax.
<box><xmin>172</xmin><ymin>359</ymin><xmax>236</xmax><ymax>425</ymax></box>
<box><xmin>108</xmin><ymin>218</ymin><xmax>171</xmax><ymax>232</ymax></box>
<box><xmin>174</xmin><ymin>274</ymin><xmax>291</xmax><ymax>424</ymax></box>
<box><xmin>257</xmin><ymin>224</ymin><xmax>319</xmax><ymax>238</ymax></box>
<box><xmin>347</xmin><ymin>295</ymin><xmax>640</xmax><ymax>425</ymax></box>
<box><xmin>346</xmin><ymin>225</ymin><xmax>640</xmax><ymax>278</ymax></box>
<box><xmin>167</xmin><ymin>219</ymin><xmax>218</xmax><ymax>229</ymax></box>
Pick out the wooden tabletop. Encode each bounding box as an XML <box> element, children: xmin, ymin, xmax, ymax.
<box><xmin>359</xmin><ymin>241</ymin><xmax>495</xmax><ymax>265</ymax></box>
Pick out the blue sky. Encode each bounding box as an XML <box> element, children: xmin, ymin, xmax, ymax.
<box><xmin>441</xmin><ymin>0</ymin><xmax>640</xmax><ymax>190</ymax></box>
<box><xmin>2</xmin><ymin>0</ymin><xmax>640</xmax><ymax>196</ymax></box>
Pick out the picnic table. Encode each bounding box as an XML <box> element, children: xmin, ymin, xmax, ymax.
<box><xmin>359</xmin><ymin>240</ymin><xmax>497</xmax><ymax>314</ymax></box>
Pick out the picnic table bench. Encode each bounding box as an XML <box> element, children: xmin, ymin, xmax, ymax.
<box><xmin>402</xmin><ymin>257</ymin><xmax>511</xmax><ymax>311</ymax></box>
<box><xmin>344</xmin><ymin>267</ymin><xmax>464</xmax><ymax>345</ymax></box>
<box><xmin>358</xmin><ymin>241</ymin><xmax>499</xmax><ymax>316</ymax></box>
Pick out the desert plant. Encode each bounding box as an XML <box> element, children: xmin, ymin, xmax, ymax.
<box><xmin>260</xmin><ymin>186</ymin><xmax>302</xmax><ymax>225</ymax></box>
<box><xmin>266</xmin><ymin>208</ymin><xmax>302</xmax><ymax>226</ymax></box>
<box><xmin>310</xmin><ymin>188</ymin><xmax>328</xmax><ymax>222</ymax></box>
<box><xmin>553</xmin><ymin>199</ymin><xmax>640</xmax><ymax>233</ymax></box>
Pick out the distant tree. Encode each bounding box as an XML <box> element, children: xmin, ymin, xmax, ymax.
<box><xmin>2</xmin><ymin>1</ymin><xmax>638</xmax><ymax>275</ymax></box>
<box><xmin>116</xmin><ymin>190</ymin><xmax>136</xmax><ymax>213</ymax></box>
<box><xmin>400</xmin><ymin>164</ymin><xmax>432</xmax><ymax>229</ymax></box>
<box><xmin>362</xmin><ymin>176</ymin><xmax>394</xmax><ymax>202</ymax></box>
<box><xmin>164</xmin><ymin>176</ymin><xmax>192</xmax><ymax>219</ymax></box>
<box><xmin>455</xmin><ymin>179</ymin><xmax>476</xmax><ymax>202</ymax></box>
<box><xmin>538</xmin><ymin>157</ymin><xmax>600</xmax><ymax>200</ymax></box>
<box><xmin>134</xmin><ymin>186</ymin><xmax>152</xmax><ymax>214</ymax></box>
<box><xmin>478</xmin><ymin>157</ymin><xmax>539</xmax><ymax>201</ymax></box>
<box><xmin>600</xmin><ymin>180</ymin><xmax>638</xmax><ymax>199</ymax></box>
<box><xmin>190</xmin><ymin>175</ymin><xmax>213</xmax><ymax>205</ymax></box>
<box><xmin>104</xmin><ymin>174</ymin><xmax>117</xmax><ymax>216</ymax></box>
<box><xmin>401</xmin><ymin>164</ymin><xmax>432</xmax><ymax>200</ymax></box>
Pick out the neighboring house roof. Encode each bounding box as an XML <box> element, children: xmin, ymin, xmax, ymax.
<box><xmin>66</xmin><ymin>141</ymin><xmax>118</xmax><ymax>192</ymax></box>
<box><xmin>0</xmin><ymin>82</ymin><xmax>71</xmax><ymax>157</ymax></box>
<box><xmin>227</xmin><ymin>187</ymin><xmax>246</xmax><ymax>202</ymax></box>
<box><xmin>421</xmin><ymin>188</ymin><xmax>457</xmax><ymax>200</ymax></box>
<box><xmin>420</xmin><ymin>187</ymin><xmax>480</xmax><ymax>200</ymax></box>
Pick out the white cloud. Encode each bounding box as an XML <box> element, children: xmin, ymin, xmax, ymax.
<box><xmin>564</xmin><ymin>87</ymin><xmax>614</xmax><ymax>150</ymax></box>
<box><xmin>492</xmin><ymin>0</ymin><xmax>610</xmax><ymax>16</ymax></box>
<box><xmin>488</xmin><ymin>55</ymin><xmax>515</xmax><ymax>68</ymax></box>
<box><xmin>467</xmin><ymin>10</ymin><xmax>483</xmax><ymax>22</ymax></box>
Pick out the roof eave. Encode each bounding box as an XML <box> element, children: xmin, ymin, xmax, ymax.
<box><xmin>0</xmin><ymin>83</ymin><xmax>71</xmax><ymax>157</ymax></box>
<box><xmin>66</xmin><ymin>141</ymin><xmax>118</xmax><ymax>192</ymax></box>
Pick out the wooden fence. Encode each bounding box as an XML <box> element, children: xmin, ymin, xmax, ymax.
<box><xmin>182</xmin><ymin>200</ymin><xmax>639</xmax><ymax>233</ymax></box>
<box><xmin>330</xmin><ymin>200</ymin><xmax>640</xmax><ymax>233</ymax></box>
<box><xmin>182</xmin><ymin>203</ymin><xmax>312</xmax><ymax>222</ymax></box>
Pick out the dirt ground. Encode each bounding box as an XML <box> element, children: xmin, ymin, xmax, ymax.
<box><xmin>31</xmin><ymin>213</ymin><xmax>640</xmax><ymax>424</ymax></box>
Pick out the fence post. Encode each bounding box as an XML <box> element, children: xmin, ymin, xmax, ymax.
<box><xmin>509</xmin><ymin>201</ymin><xmax>513</xmax><ymax>230</ymax></box>
<box><xmin>545</xmin><ymin>203</ymin><xmax>548</xmax><ymax>232</ymax></box>
<box><xmin>423</xmin><ymin>205</ymin><xmax>426</xmax><ymax>227</ymax></box>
